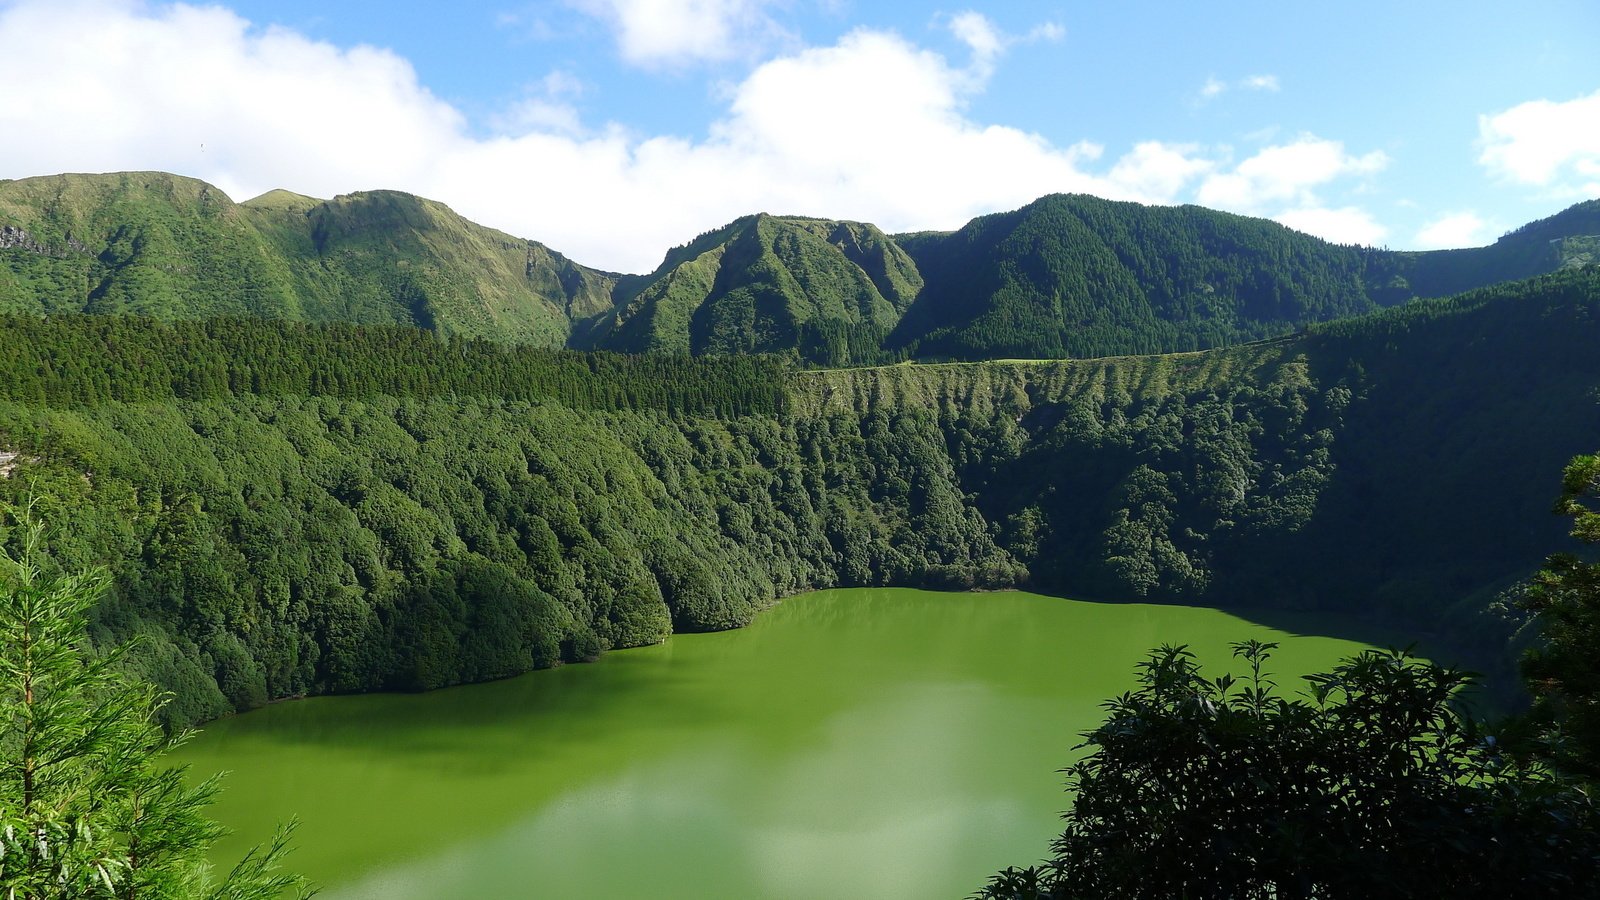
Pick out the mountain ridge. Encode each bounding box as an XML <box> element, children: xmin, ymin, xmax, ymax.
<box><xmin>2</xmin><ymin>171</ymin><xmax>1595</xmax><ymax>364</ymax></box>
<box><xmin>0</xmin><ymin>171</ymin><xmax>617</xmax><ymax>345</ymax></box>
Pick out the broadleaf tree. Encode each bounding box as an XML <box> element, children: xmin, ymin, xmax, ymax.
<box><xmin>1521</xmin><ymin>452</ymin><xmax>1600</xmax><ymax>781</ymax></box>
<box><xmin>978</xmin><ymin>641</ymin><xmax>1600</xmax><ymax>899</ymax></box>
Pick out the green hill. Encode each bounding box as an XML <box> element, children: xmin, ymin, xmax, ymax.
<box><xmin>887</xmin><ymin>194</ymin><xmax>1379</xmax><ymax>359</ymax></box>
<box><xmin>3</xmin><ymin>172</ymin><xmax>1594</xmax><ymax>363</ymax></box>
<box><xmin>884</xmin><ymin>193</ymin><xmax>1599</xmax><ymax>360</ymax></box>
<box><xmin>593</xmin><ymin>193</ymin><xmax>1597</xmax><ymax>364</ymax></box>
<box><xmin>586</xmin><ymin>213</ymin><xmax>920</xmax><ymax>365</ymax></box>
<box><xmin>0</xmin><ymin>172</ymin><xmax>617</xmax><ymax>345</ymax></box>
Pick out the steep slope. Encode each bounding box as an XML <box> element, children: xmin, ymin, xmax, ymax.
<box><xmin>0</xmin><ymin>172</ymin><xmax>617</xmax><ymax>346</ymax></box>
<box><xmin>0</xmin><ymin>171</ymin><xmax>305</xmax><ymax>320</ymax></box>
<box><xmin>801</xmin><ymin>269</ymin><xmax>1600</xmax><ymax>665</ymax></box>
<box><xmin>3</xmin><ymin>270</ymin><xmax>1599</xmax><ymax>723</ymax></box>
<box><xmin>588</xmin><ymin>213</ymin><xmax>921</xmax><ymax>365</ymax></box>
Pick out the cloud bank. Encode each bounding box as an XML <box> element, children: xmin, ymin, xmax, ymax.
<box><xmin>1479</xmin><ymin>88</ymin><xmax>1600</xmax><ymax>199</ymax></box>
<box><xmin>0</xmin><ymin>0</ymin><xmax>1396</xmax><ymax>272</ymax></box>
<box><xmin>1415</xmin><ymin>211</ymin><xmax>1490</xmax><ymax>250</ymax></box>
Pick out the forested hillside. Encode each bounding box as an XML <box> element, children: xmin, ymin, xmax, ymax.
<box><xmin>3</xmin><ymin>268</ymin><xmax>1598</xmax><ymax>725</ymax></box>
<box><xmin>1367</xmin><ymin>198</ymin><xmax>1600</xmax><ymax>299</ymax></box>
<box><xmin>4</xmin><ymin>172</ymin><xmax>1594</xmax><ymax>365</ymax></box>
<box><xmin>805</xmin><ymin>270</ymin><xmax>1600</xmax><ymax>627</ymax></box>
<box><xmin>887</xmin><ymin>194</ymin><xmax>1382</xmax><ymax>359</ymax></box>
<box><xmin>0</xmin><ymin>314</ymin><xmax>783</xmax><ymax>415</ymax></box>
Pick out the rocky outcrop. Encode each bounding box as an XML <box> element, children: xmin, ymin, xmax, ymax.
<box><xmin>0</xmin><ymin>224</ymin><xmax>87</xmax><ymax>256</ymax></box>
<box><xmin>0</xmin><ymin>224</ymin><xmax>48</xmax><ymax>254</ymax></box>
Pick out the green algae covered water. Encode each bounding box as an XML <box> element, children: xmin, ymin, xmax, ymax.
<box><xmin>173</xmin><ymin>589</ymin><xmax>1382</xmax><ymax>898</ymax></box>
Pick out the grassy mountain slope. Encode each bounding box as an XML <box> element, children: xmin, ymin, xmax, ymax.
<box><xmin>0</xmin><ymin>172</ymin><xmax>616</xmax><ymax>345</ymax></box>
<box><xmin>0</xmin><ymin>171</ymin><xmax>304</xmax><ymax>320</ymax></box>
<box><xmin>622</xmin><ymin>193</ymin><xmax>1595</xmax><ymax>364</ymax></box>
<box><xmin>586</xmin><ymin>213</ymin><xmax>922</xmax><ymax>364</ymax></box>
<box><xmin>3</xmin><ymin>171</ymin><xmax>1594</xmax><ymax>363</ymax></box>
<box><xmin>891</xmin><ymin>195</ymin><xmax>1378</xmax><ymax>359</ymax></box>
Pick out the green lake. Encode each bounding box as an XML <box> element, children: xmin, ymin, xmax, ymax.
<box><xmin>174</xmin><ymin>588</ymin><xmax>1383</xmax><ymax>898</ymax></box>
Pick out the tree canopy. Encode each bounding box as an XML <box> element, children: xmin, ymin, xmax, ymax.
<box><xmin>978</xmin><ymin>642</ymin><xmax>1600</xmax><ymax>899</ymax></box>
<box><xmin>1521</xmin><ymin>452</ymin><xmax>1600</xmax><ymax>780</ymax></box>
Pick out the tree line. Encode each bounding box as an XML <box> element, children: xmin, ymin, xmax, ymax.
<box><xmin>0</xmin><ymin>314</ymin><xmax>784</xmax><ymax>417</ymax></box>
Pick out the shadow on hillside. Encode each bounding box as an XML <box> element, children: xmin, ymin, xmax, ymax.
<box><xmin>1219</xmin><ymin>603</ymin><xmax>1526</xmax><ymax>717</ymax></box>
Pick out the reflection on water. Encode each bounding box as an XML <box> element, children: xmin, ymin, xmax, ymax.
<box><xmin>175</xmin><ymin>589</ymin><xmax>1380</xmax><ymax>899</ymax></box>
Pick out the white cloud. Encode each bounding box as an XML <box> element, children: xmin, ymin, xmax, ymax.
<box><xmin>1106</xmin><ymin>142</ymin><xmax>1214</xmax><ymax>202</ymax></box>
<box><xmin>0</xmin><ymin>1</ymin><xmax>1137</xmax><ymax>272</ymax></box>
<box><xmin>566</xmin><ymin>0</ymin><xmax>787</xmax><ymax>68</ymax></box>
<box><xmin>540</xmin><ymin>70</ymin><xmax>587</xmax><ymax>98</ymax></box>
<box><xmin>1273</xmin><ymin>206</ymin><xmax>1388</xmax><ymax>247</ymax></box>
<box><xmin>1189</xmin><ymin>136</ymin><xmax>1389</xmax><ymax>246</ymax></box>
<box><xmin>0</xmin><ymin>1</ymin><xmax>1395</xmax><ymax>272</ymax></box>
<box><xmin>0</xmin><ymin>0</ymin><xmax>464</xmax><ymax>202</ymax></box>
<box><xmin>945</xmin><ymin>10</ymin><xmax>1005</xmax><ymax>83</ymax></box>
<box><xmin>491</xmin><ymin>71</ymin><xmax>588</xmax><ymax>136</ymax></box>
<box><xmin>696</xmin><ymin>29</ymin><xmax>1125</xmax><ymax>229</ymax></box>
<box><xmin>1478</xmin><ymin>88</ymin><xmax>1600</xmax><ymax>196</ymax></box>
<box><xmin>1414</xmin><ymin>211</ymin><xmax>1490</xmax><ymax>249</ymax></box>
<box><xmin>1027</xmin><ymin>22</ymin><xmax>1065</xmax><ymax>42</ymax></box>
<box><xmin>1197</xmin><ymin>136</ymin><xmax>1388</xmax><ymax>212</ymax></box>
<box><xmin>947</xmin><ymin>11</ymin><xmax>1005</xmax><ymax>61</ymax></box>
<box><xmin>1196</xmin><ymin>74</ymin><xmax>1280</xmax><ymax>102</ymax></box>
<box><xmin>943</xmin><ymin>11</ymin><xmax>1061</xmax><ymax>85</ymax></box>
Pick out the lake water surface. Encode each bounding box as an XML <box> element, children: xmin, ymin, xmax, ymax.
<box><xmin>174</xmin><ymin>588</ymin><xmax>1381</xmax><ymax>898</ymax></box>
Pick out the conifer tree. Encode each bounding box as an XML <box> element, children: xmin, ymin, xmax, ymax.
<box><xmin>0</xmin><ymin>504</ymin><xmax>311</xmax><ymax>899</ymax></box>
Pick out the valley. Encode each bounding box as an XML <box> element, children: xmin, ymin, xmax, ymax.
<box><xmin>1</xmin><ymin>177</ymin><xmax>1597</xmax><ymax>725</ymax></box>
<box><xmin>2</xmin><ymin>170</ymin><xmax>1598</xmax><ymax>895</ymax></box>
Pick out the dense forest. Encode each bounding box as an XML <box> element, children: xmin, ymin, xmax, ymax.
<box><xmin>3</xmin><ymin>267</ymin><xmax>1598</xmax><ymax>725</ymax></box>
<box><xmin>0</xmin><ymin>314</ymin><xmax>784</xmax><ymax>415</ymax></box>
<box><xmin>4</xmin><ymin>172</ymin><xmax>1595</xmax><ymax>366</ymax></box>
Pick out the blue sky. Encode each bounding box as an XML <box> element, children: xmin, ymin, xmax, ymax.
<box><xmin>1</xmin><ymin>0</ymin><xmax>1596</xmax><ymax>272</ymax></box>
